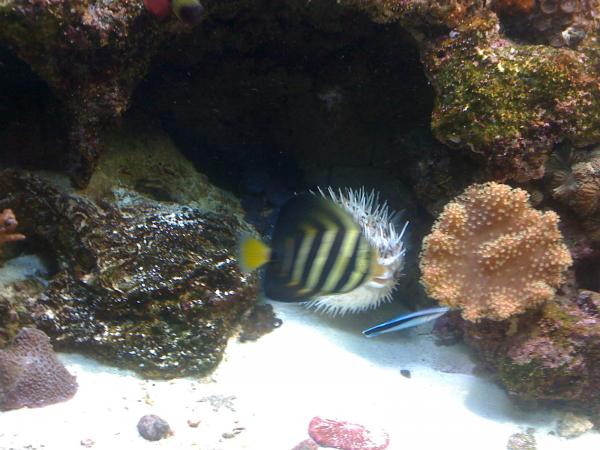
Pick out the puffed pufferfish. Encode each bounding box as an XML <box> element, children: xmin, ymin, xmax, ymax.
<box><xmin>238</xmin><ymin>187</ymin><xmax>408</xmax><ymax>316</ymax></box>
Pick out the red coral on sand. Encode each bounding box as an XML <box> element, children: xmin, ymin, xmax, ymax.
<box><xmin>0</xmin><ymin>328</ymin><xmax>78</xmax><ymax>411</ymax></box>
<box><xmin>308</xmin><ymin>417</ymin><xmax>389</xmax><ymax>450</ymax></box>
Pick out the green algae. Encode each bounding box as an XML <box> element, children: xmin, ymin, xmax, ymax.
<box><xmin>498</xmin><ymin>356</ymin><xmax>584</xmax><ymax>400</ymax></box>
<box><xmin>85</xmin><ymin>124</ymin><xmax>243</xmax><ymax>216</ymax></box>
<box><xmin>424</xmin><ymin>13</ymin><xmax>600</xmax><ymax>180</ymax></box>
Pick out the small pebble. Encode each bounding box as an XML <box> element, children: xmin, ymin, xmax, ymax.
<box><xmin>400</xmin><ymin>369</ymin><xmax>411</xmax><ymax>379</ymax></box>
<box><xmin>187</xmin><ymin>419</ymin><xmax>201</xmax><ymax>428</ymax></box>
<box><xmin>80</xmin><ymin>438</ymin><xmax>94</xmax><ymax>448</ymax></box>
<box><xmin>222</xmin><ymin>427</ymin><xmax>245</xmax><ymax>439</ymax></box>
<box><xmin>556</xmin><ymin>412</ymin><xmax>594</xmax><ymax>438</ymax></box>
<box><xmin>507</xmin><ymin>432</ymin><xmax>536</xmax><ymax>450</ymax></box>
<box><xmin>137</xmin><ymin>414</ymin><xmax>172</xmax><ymax>441</ymax></box>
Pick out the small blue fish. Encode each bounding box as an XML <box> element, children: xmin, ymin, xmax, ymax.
<box><xmin>362</xmin><ymin>306</ymin><xmax>450</xmax><ymax>337</ymax></box>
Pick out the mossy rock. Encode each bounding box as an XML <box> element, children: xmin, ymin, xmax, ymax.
<box><xmin>0</xmin><ymin>124</ymin><xmax>258</xmax><ymax>379</ymax></box>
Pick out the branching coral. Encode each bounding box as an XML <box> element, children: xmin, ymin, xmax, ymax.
<box><xmin>420</xmin><ymin>182</ymin><xmax>572</xmax><ymax>321</ymax></box>
<box><xmin>0</xmin><ymin>209</ymin><xmax>25</xmax><ymax>245</ymax></box>
<box><xmin>0</xmin><ymin>328</ymin><xmax>77</xmax><ymax>411</ymax></box>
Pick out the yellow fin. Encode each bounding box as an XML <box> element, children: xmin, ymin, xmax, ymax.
<box><xmin>238</xmin><ymin>234</ymin><xmax>272</xmax><ymax>272</ymax></box>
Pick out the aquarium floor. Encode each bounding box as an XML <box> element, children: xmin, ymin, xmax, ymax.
<box><xmin>0</xmin><ymin>301</ymin><xmax>598</xmax><ymax>450</ymax></box>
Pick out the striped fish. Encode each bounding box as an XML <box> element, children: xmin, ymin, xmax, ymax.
<box><xmin>238</xmin><ymin>194</ymin><xmax>380</xmax><ymax>302</ymax></box>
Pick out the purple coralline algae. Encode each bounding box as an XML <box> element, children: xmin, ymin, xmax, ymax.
<box><xmin>0</xmin><ymin>327</ymin><xmax>77</xmax><ymax>411</ymax></box>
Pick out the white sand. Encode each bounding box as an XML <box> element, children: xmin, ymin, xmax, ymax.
<box><xmin>0</xmin><ymin>300</ymin><xmax>598</xmax><ymax>450</ymax></box>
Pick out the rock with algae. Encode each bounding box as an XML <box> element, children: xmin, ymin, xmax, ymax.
<box><xmin>3</xmin><ymin>0</ymin><xmax>600</xmax><ymax>186</ymax></box>
<box><xmin>556</xmin><ymin>411</ymin><xmax>594</xmax><ymax>438</ymax></box>
<box><xmin>0</xmin><ymin>327</ymin><xmax>77</xmax><ymax>411</ymax></box>
<box><xmin>420</xmin><ymin>182</ymin><xmax>572</xmax><ymax>321</ymax></box>
<box><xmin>0</xmin><ymin>0</ymin><xmax>182</xmax><ymax>186</ymax></box>
<box><xmin>339</xmin><ymin>0</ymin><xmax>600</xmax><ymax>182</ymax></box>
<box><xmin>440</xmin><ymin>282</ymin><xmax>600</xmax><ymax>425</ymax></box>
<box><xmin>423</xmin><ymin>13</ymin><xmax>600</xmax><ymax>181</ymax></box>
<box><xmin>0</xmin><ymin>126</ymin><xmax>258</xmax><ymax>379</ymax></box>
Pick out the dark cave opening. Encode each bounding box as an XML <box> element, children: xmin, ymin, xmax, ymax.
<box><xmin>575</xmin><ymin>255</ymin><xmax>600</xmax><ymax>292</ymax></box>
<box><xmin>130</xmin><ymin>1</ymin><xmax>434</xmax><ymax>207</ymax></box>
<box><xmin>0</xmin><ymin>47</ymin><xmax>68</xmax><ymax>172</ymax></box>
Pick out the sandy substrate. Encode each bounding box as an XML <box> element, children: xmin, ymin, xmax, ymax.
<box><xmin>0</xmin><ymin>299</ymin><xmax>599</xmax><ymax>450</ymax></box>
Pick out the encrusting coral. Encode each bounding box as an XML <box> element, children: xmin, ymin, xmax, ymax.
<box><xmin>0</xmin><ymin>328</ymin><xmax>77</xmax><ymax>411</ymax></box>
<box><xmin>420</xmin><ymin>182</ymin><xmax>572</xmax><ymax>321</ymax></box>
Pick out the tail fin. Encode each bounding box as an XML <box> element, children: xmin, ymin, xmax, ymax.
<box><xmin>362</xmin><ymin>307</ymin><xmax>450</xmax><ymax>338</ymax></box>
<box><xmin>238</xmin><ymin>233</ymin><xmax>272</xmax><ymax>273</ymax></box>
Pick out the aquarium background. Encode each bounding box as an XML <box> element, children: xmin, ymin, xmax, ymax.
<box><xmin>1</xmin><ymin>0</ymin><xmax>600</xmax><ymax>448</ymax></box>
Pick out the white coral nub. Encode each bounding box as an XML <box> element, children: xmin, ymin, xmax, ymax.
<box><xmin>307</xmin><ymin>187</ymin><xmax>408</xmax><ymax>315</ymax></box>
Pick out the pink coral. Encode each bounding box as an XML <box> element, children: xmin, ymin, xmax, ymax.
<box><xmin>0</xmin><ymin>328</ymin><xmax>77</xmax><ymax>411</ymax></box>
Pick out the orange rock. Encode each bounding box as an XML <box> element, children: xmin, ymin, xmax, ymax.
<box><xmin>0</xmin><ymin>209</ymin><xmax>25</xmax><ymax>245</ymax></box>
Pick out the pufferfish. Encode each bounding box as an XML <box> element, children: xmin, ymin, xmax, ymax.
<box><xmin>238</xmin><ymin>188</ymin><xmax>408</xmax><ymax>315</ymax></box>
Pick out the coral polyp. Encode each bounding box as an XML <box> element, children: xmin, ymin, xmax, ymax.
<box><xmin>420</xmin><ymin>182</ymin><xmax>572</xmax><ymax>321</ymax></box>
